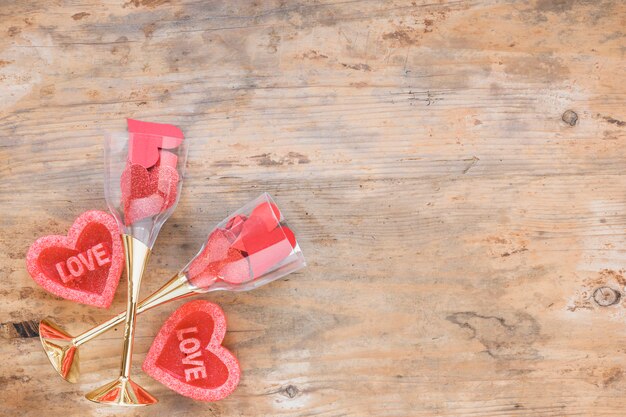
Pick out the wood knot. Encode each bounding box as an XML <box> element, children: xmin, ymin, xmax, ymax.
<box><xmin>283</xmin><ymin>384</ymin><xmax>300</xmax><ymax>398</ymax></box>
<box><xmin>593</xmin><ymin>287</ymin><xmax>621</xmax><ymax>307</ymax></box>
<box><xmin>562</xmin><ymin>110</ymin><xmax>578</xmax><ymax>126</ymax></box>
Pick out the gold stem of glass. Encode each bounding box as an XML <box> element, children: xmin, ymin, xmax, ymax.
<box><xmin>73</xmin><ymin>272</ymin><xmax>193</xmax><ymax>347</ymax></box>
<box><xmin>85</xmin><ymin>234</ymin><xmax>158</xmax><ymax>406</ymax></box>
<box><xmin>119</xmin><ymin>234</ymin><xmax>150</xmax><ymax>378</ymax></box>
<box><xmin>40</xmin><ymin>272</ymin><xmax>195</xmax><ymax>384</ymax></box>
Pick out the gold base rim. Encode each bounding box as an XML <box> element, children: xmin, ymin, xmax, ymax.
<box><xmin>39</xmin><ymin>318</ymin><xmax>79</xmax><ymax>383</ymax></box>
<box><xmin>85</xmin><ymin>376</ymin><xmax>158</xmax><ymax>406</ymax></box>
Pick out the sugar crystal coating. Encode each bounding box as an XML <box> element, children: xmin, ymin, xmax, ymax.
<box><xmin>121</xmin><ymin>162</ymin><xmax>179</xmax><ymax>225</ymax></box>
<box><xmin>26</xmin><ymin>210</ymin><xmax>123</xmax><ymax>308</ymax></box>
<box><xmin>142</xmin><ymin>300</ymin><xmax>241</xmax><ymax>402</ymax></box>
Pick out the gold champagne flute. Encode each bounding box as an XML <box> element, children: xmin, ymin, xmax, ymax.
<box><xmin>84</xmin><ymin>125</ymin><xmax>187</xmax><ymax>406</ymax></box>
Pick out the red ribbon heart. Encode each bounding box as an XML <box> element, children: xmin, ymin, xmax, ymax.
<box><xmin>143</xmin><ymin>300</ymin><xmax>240</xmax><ymax>402</ymax></box>
<box><xmin>26</xmin><ymin>211</ymin><xmax>124</xmax><ymax>308</ymax></box>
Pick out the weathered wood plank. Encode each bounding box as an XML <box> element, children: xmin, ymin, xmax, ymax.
<box><xmin>1</xmin><ymin>0</ymin><xmax>625</xmax><ymax>416</ymax></box>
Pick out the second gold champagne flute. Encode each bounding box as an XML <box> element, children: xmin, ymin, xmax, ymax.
<box><xmin>85</xmin><ymin>122</ymin><xmax>187</xmax><ymax>406</ymax></box>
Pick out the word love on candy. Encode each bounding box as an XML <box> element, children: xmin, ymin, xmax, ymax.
<box><xmin>143</xmin><ymin>300</ymin><xmax>240</xmax><ymax>402</ymax></box>
<box><xmin>55</xmin><ymin>243</ymin><xmax>111</xmax><ymax>283</ymax></box>
<box><xmin>26</xmin><ymin>211</ymin><xmax>124</xmax><ymax>308</ymax></box>
<box><xmin>176</xmin><ymin>327</ymin><xmax>209</xmax><ymax>382</ymax></box>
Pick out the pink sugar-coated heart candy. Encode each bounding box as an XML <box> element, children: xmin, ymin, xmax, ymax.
<box><xmin>26</xmin><ymin>210</ymin><xmax>124</xmax><ymax>308</ymax></box>
<box><xmin>157</xmin><ymin>165</ymin><xmax>180</xmax><ymax>208</ymax></box>
<box><xmin>125</xmin><ymin>194</ymin><xmax>166</xmax><ymax>225</ymax></box>
<box><xmin>120</xmin><ymin>164</ymin><xmax>147</xmax><ymax>198</ymax></box>
<box><xmin>187</xmin><ymin>228</ymin><xmax>251</xmax><ymax>287</ymax></box>
<box><xmin>222</xmin><ymin>229</ymin><xmax>237</xmax><ymax>243</ymax></box>
<box><xmin>245</xmin><ymin>226</ymin><xmax>297</xmax><ymax>279</ymax></box>
<box><xmin>187</xmin><ymin>266</ymin><xmax>219</xmax><ymax>290</ymax></box>
<box><xmin>120</xmin><ymin>163</ymin><xmax>179</xmax><ymax>225</ymax></box>
<box><xmin>143</xmin><ymin>300</ymin><xmax>240</xmax><ymax>402</ymax></box>
<box><xmin>121</xmin><ymin>164</ymin><xmax>179</xmax><ymax>200</ymax></box>
<box><xmin>218</xmin><ymin>252</ymin><xmax>251</xmax><ymax>284</ymax></box>
<box><xmin>187</xmin><ymin>229</ymin><xmax>232</xmax><ymax>283</ymax></box>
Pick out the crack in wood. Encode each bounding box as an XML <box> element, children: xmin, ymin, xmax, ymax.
<box><xmin>0</xmin><ymin>320</ymin><xmax>39</xmax><ymax>339</ymax></box>
<box><xmin>446</xmin><ymin>311</ymin><xmax>541</xmax><ymax>360</ymax></box>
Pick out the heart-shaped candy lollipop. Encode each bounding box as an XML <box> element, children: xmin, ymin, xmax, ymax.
<box><xmin>26</xmin><ymin>210</ymin><xmax>124</xmax><ymax>308</ymax></box>
<box><xmin>143</xmin><ymin>300</ymin><xmax>240</xmax><ymax>402</ymax></box>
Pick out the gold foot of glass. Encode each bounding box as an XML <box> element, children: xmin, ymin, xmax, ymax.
<box><xmin>38</xmin><ymin>273</ymin><xmax>194</xmax><ymax>384</ymax></box>
<box><xmin>39</xmin><ymin>319</ymin><xmax>79</xmax><ymax>383</ymax></box>
<box><xmin>85</xmin><ymin>376</ymin><xmax>157</xmax><ymax>406</ymax></box>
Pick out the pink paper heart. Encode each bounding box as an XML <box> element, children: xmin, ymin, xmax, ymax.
<box><xmin>127</xmin><ymin>119</ymin><xmax>184</xmax><ymax>169</ymax></box>
<box><xmin>143</xmin><ymin>300</ymin><xmax>240</xmax><ymax>402</ymax></box>
<box><xmin>243</xmin><ymin>225</ymin><xmax>296</xmax><ymax>280</ymax></box>
<box><xmin>231</xmin><ymin>202</ymin><xmax>280</xmax><ymax>252</ymax></box>
<box><xmin>26</xmin><ymin>211</ymin><xmax>124</xmax><ymax>308</ymax></box>
<box><xmin>127</xmin><ymin>118</ymin><xmax>184</xmax><ymax>139</ymax></box>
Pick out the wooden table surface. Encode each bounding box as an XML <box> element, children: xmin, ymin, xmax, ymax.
<box><xmin>1</xmin><ymin>1</ymin><xmax>625</xmax><ymax>416</ymax></box>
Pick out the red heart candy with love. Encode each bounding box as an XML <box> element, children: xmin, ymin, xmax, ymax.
<box><xmin>143</xmin><ymin>300</ymin><xmax>240</xmax><ymax>402</ymax></box>
<box><xmin>26</xmin><ymin>210</ymin><xmax>124</xmax><ymax>308</ymax></box>
<box><xmin>121</xmin><ymin>163</ymin><xmax>179</xmax><ymax>225</ymax></box>
<box><xmin>127</xmin><ymin>119</ymin><xmax>184</xmax><ymax>169</ymax></box>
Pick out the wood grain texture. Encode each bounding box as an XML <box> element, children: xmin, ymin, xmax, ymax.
<box><xmin>0</xmin><ymin>0</ymin><xmax>625</xmax><ymax>415</ymax></box>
